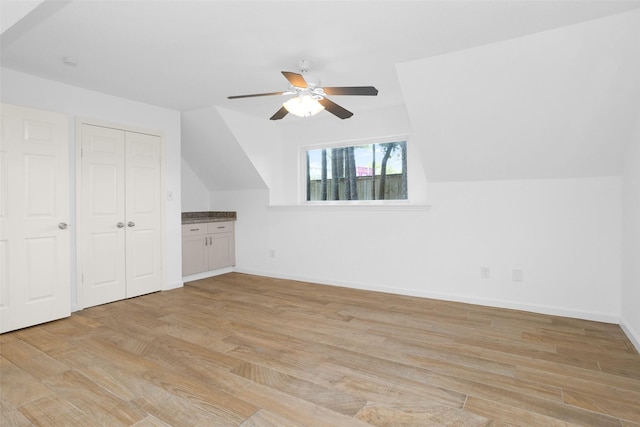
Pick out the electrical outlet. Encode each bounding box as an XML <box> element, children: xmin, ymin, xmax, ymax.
<box><xmin>512</xmin><ymin>269</ymin><xmax>523</xmax><ymax>282</ymax></box>
<box><xmin>481</xmin><ymin>267</ymin><xmax>490</xmax><ymax>279</ymax></box>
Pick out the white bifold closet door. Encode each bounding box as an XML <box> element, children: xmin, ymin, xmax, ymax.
<box><xmin>0</xmin><ymin>104</ymin><xmax>71</xmax><ymax>333</ymax></box>
<box><xmin>80</xmin><ymin>123</ymin><xmax>163</xmax><ymax>308</ymax></box>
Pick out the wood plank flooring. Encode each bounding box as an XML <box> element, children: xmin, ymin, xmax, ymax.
<box><xmin>1</xmin><ymin>272</ymin><xmax>640</xmax><ymax>426</ymax></box>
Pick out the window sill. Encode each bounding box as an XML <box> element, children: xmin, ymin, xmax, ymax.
<box><xmin>267</xmin><ymin>203</ymin><xmax>431</xmax><ymax>212</ymax></box>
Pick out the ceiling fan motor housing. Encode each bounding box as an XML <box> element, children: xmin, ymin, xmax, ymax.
<box><xmin>296</xmin><ymin>60</ymin><xmax>320</xmax><ymax>88</ymax></box>
<box><xmin>297</xmin><ymin>60</ymin><xmax>312</xmax><ymax>73</ymax></box>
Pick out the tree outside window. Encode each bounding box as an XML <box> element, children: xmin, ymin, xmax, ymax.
<box><xmin>306</xmin><ymin>140</ymin><xmax>407</xmax><ymax>201</ymax></box>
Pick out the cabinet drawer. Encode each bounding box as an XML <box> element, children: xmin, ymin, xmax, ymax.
<box><xmin>208</xmin><ymin>221</ymin><xmax>234</xmax><ymax>234</ymax></box>
<box><xmin>182</xmin><ymin>223</ymin><xmax>208</xmax><ymax>236</ymax></box>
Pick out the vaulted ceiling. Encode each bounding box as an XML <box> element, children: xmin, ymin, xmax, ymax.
<box><xmin>2</xmin><ymin>1</ymin><xmax>640</xmax><ymax>189</ymax></box>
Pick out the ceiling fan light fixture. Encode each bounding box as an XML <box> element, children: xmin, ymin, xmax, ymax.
<box><xmin>228</xmin><ymin>68</ymin><xmax>376</xmax><ymax>120</ymax></box>
<box><xmin>283</xmin><ymin>94</ymin><xmax>325</xmax><ymax>118</ymax></box>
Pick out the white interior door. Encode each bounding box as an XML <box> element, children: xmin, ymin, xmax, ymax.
<box><xmin>124</xmin><ymin>131</ymin><xmax>163</xmax><ymax>298</ymax></box>
<box><xmin>80</xmin><ymin>124</ymin><xmax>126</xmax><ymax>308</ymax></box>
<box><xmin>0</xmin><ymin>104</ymin><xmax>71</xmax><ymax>333</ymax></box>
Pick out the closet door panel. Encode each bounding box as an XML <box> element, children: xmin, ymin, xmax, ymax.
<box><xmin>125</xmin><ymin>131</ymin><xmax>162</xmax><ymax>298</ymax></box>
<box><xmin>80</xmin><ymin>124</ymin><xmax>126</xmax><ymax>308</ymax></box>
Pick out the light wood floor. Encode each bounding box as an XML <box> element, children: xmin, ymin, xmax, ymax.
<box><xmin>2</xmin><ymin>273</ymin><xmax>640</xmax><ymax>426</ymax></box>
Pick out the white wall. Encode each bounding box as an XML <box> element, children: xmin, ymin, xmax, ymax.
<box><xmin>1</xmin><ymin>68</ymin><xmax>183</xmax><ymax>309</ymax></box>
<box><xmin>0</xmin><ymin>0</ymin><xmax>43</xmax><ymax>33</ymax></box>
<box><xmin>621</xmin><ymin>114</ymin><xmax>640</xmax><ymax>351</ymax></box>
<box><xmin>214</xmin><ymin>176</ymin><xmax>621</xmax><ymax>323</ymax></box>
<box><xmin>181</xmin><ymin>158</ymin><xmax>210</xmax><ymax>211</ymax></box>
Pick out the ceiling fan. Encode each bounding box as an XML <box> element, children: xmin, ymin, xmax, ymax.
<box><xmin>227</xmin><ymin>62</ymin><xmax>378</xmax><ymax>120</ymax></box>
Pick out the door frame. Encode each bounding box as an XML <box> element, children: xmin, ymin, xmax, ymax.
<box><xmin>75</xmin><ymin>118</ymin><xmax>167</xmax><ymax>310</ymax></box>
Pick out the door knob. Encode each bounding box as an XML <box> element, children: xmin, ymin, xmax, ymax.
<box><xmin>58</xmin><ymin>222</ymin><xmax>69</xmax><ymax>230</ymax></box>
<box><xmin>127</xmin><ymin>221</ymin><xmax>135</xmax><ymax>227</ymax></box>
<box><xmin>117</xmin><ymin>222</ymin><xmax>125</xmax><ymax>228</ymax></box>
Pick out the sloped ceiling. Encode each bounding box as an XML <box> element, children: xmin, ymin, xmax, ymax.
<box><xmin>2</xmin><ymin>1</ymin><xmax>640</xmax><ymax>190</ymax></box>
<box><xmin>181</xmin><ymin>106</ymin><xmax>267</xmax><ymax>191</ymax></box>
<box><xmin>398</xmin><ymin>9</ymin><xmax>640</xmax><ymax>182</ymax></box>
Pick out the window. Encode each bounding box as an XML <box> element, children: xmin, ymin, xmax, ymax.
<box><xmin>305</xmin><ymin>139</ymin><xmax>407</xmax><ymax>201</ymax></box>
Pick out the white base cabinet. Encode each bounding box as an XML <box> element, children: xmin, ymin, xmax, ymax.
<box><xmin>182</xmin><ymin>221</ymin><xmax>235</xmax><ymax>276</ymax></box>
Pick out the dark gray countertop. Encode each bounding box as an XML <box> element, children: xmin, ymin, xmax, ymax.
<box><xmin>182</xmin><ymin>211</ymin><xmax>236</xmax><ymax>224</ymax></box>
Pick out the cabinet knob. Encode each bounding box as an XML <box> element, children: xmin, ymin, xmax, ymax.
<box><xmin>127</xmin><ymin>221</ymin><xmax>136</xmax><ymax>227</ymax></box>
<box><xmin>58</xmin><ymin>222</ymin><xmax>69</xmax><ymax>230</ymax></box>
<box><xmin>117</xmin><ymin>222</ymin><xmax>125</xmax><ymax>228</ymax></box>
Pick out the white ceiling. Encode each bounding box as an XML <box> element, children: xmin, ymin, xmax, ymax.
<box><xmin>2</xmin><ymin>0</ymin><xmax>640</xmax><ymax>187</ymax></box>
<box><xmin>2</xmin><ymin>0</ymin><xmax>639</xmax><ymax>115</ymax></box>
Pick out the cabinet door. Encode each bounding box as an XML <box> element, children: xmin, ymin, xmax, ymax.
<box><xmin>182</xmin><ymin>235</ymin><xmax>208</xmax><ymax>275</ymax></box>
<box><xmin>209</xmin><ymin>233</ymin><xmax>234</xmax><ymax>270</ymax></box>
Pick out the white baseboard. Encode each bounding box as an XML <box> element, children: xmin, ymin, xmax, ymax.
<box><xmin>233</xmin><ymin>268</ymin><xmax>621</xmax><ymax>324</ymax></box>
<box><xmin>620</xmin><ymin>317</ymin><xmax>640</xmax><ymax>354</ymax></box>
<box><xmin>164</xmin><ymin>281</ymin><xmax>184</xmax><ymax>291</ymax></box>
<box><xmin>182</xmin><ymin>267</ymin><xmax>234</xmax><ymax>283</ymax></box>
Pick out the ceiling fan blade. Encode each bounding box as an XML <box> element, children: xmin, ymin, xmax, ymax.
<box><xmin>228</xmin><ymin>92</ymin><xmax>284</xmax><ymax>99</ymax></box>
<box><xmin>322</xmin><ymin>86</ymin><xmax>378</xmax><ymax>96</ymax></box>
<box><xmin>270</xmin><ymin>106</ymin><xmax>289</xmax><ymax>120</ymax></box>
<box><xmin>318</xmin><ymin>98</ymin><xmax>353</xmax><ymax>119</ymax></box>
<box><xmin>281</xmin><ymin>71</ymin><xmax>308</xmax><ymax>88</ymax></box>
